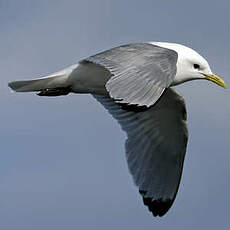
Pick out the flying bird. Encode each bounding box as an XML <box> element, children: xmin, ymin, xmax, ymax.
<box><xmin>8</xmin><ymin>42</ymin><xmax>226</xmax><ymax>217</ymax></box>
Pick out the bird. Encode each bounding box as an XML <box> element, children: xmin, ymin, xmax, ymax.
<box><xmin>8</xmin><ymin>42</ymin><xmax>226</xmax><ymax>217</ymax></box>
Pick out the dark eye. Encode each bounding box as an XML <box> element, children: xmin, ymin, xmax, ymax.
<box><xmin>193</xmin><ymin>64</ymin><xmax>200</xmax><ymax>69</ymax></box>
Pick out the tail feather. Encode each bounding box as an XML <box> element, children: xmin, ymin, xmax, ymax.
<box><xmin>8</xmin><ymin>75</ymin><xmax>69</xmax><ymax>92</ymax></box>
<box><xmin>8</xmin><ymin>64</ymin><xmax>78</xmax><ymax>93</ymax></box>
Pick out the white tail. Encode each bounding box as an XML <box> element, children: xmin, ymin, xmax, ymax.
<box><xmin>8</xmin><ymin>64</ymin><xmax>78</xmax><ymax>93</ymax></box>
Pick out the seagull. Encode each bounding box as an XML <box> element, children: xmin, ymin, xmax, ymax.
<box><xmin>8</xmin><ymin>42</ymin><xmax>226</xmax><ymax>217</ymax></box>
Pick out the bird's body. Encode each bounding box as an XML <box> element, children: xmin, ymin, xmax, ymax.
<box><xmin>8</xmin><ymin>42</ymin><xmax>226</xmax><ymax>217</ymax></box>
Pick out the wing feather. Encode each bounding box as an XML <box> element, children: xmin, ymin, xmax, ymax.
<box><xmin>82</xmin><ymin>43</ymin><xmax>178</xmax><ymax>107</ymax></box>
<box><xmin>93</xmin><ymin>88</ymin><xmax>188</xmax><ymax>216</ymax></box>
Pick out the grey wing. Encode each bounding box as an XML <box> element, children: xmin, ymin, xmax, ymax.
<box><xmin>93</xmin><ymin>88</ymin><xmax>188</xmax><ymax>217</ymax></box>
<box><xmin>82</xmin><ymin>43</ymin><xmax>178</xmax><ymax>107</ymax></box>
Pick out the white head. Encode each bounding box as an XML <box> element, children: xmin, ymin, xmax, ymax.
<box><xmin>150</xmin><ymin>42</ymin><xmax>226</xmax><ymax>88</ymax></box>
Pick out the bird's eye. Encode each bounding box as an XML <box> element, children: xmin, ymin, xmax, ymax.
<box><xmin>193</xmin><ymin>64</ymin><xmax>200</xmax><ymax>69</ymax></box>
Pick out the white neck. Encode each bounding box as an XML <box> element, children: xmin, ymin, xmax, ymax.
<box><xmin>148</xmin><ymin>41</ymin><xmax>212</xmax><ymax>86</ymax></box>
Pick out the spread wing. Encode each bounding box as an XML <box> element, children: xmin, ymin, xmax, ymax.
<box><xmin>93</xmin><ymin>88</ymin><xmax>188</xmax><ymax>217</ymax></box>
<box><xmin>82</xmin><ymin>43</ymin><xmax>178</xmax><ymax>107</ymax></box>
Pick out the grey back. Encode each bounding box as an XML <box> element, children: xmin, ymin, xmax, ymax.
<box><xmin>83</xmin><ymin>43</ymin><xmax>178</xmax><ymax>107</ymax></box>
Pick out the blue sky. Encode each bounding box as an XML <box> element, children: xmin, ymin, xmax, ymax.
<box><xmin>1</xmin><ymin>0</ymin><xmax>230</xmax><ymax>229</ymax></box>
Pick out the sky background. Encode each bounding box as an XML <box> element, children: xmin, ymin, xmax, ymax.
<box><xmin>1</xmin><ymin>0</ymin><xmax>230</xmax><ymax>229</ymax></box>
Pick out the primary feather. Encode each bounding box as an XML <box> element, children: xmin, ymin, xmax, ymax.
<box><xmin>93</xmin><ymin>88</ymin><xmax>188</xmax><ymax>216</ymax></box>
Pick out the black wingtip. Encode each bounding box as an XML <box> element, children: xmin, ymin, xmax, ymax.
<box><xmin>139</xmin><ymin>190</ymin><xmax>173</xmax><ymax>217</ymax></box>
<box><xmin>8</xmin><ymin>81</ymin><xmax>17</xmax><ymax>91</ymax></box>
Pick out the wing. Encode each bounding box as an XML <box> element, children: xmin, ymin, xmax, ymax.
<box><xmin>93</xmin><ymin>88</ymin><xmax>188</xmax><ymax>217</ymax></box>
<box><xmin>82</xmin><ymin>43</ymin><xmax>178</xmax><ymax>107</ymax></box>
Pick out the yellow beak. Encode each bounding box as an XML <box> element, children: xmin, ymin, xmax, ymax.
<box><xmin>203</xmin><ymin>74</ymin><xmax>227</xmax><ymax>88</ymax></box>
